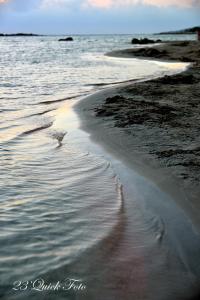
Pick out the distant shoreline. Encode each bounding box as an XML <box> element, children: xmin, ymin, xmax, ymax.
<box><xmin>0</xmin><ymin>33</ymin><xmax>41</xmax><ymax>37</ymax></box>
<box><xmin>156</xmin><ymin>26</ymin><xmax>200</xmax><ymax>35</ymax></box>
<box><xmin>0</xmin><ymin>27</ymin><xmax>199</xmax><ymax>37</ymax></box>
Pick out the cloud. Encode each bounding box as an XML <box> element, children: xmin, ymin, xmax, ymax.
<box><xmin>40</xmin><ymin>0</ymin><xmax>82</xmax><ymax>10</ymax></box>
<box><xmin>143</xmin><ymin>0</ymin><xmax>197</xmax><ymax>7</ymax></box>
<box><xmin>86</xmin><ymin>0</ymin><xmax>199</xmax><ymax>8</ymax></box>
<box><xmin>86</xmin><ymin>0</ymin><xmax>112</xmax><ymax>8</ymax></box>
<box><xmin>40</xmin><ymin>0</ymin><xmax>71</xmax><ymax>9</ymax></box>
<box><xmin>0</xmin><ymin>0</ymin><xmax>199</xmax><ymax>10</ymax></box>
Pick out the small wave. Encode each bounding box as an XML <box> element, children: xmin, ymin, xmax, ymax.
<box><xmin>21</xmin><ymin>122</ymin><xmax>53</xmax><ymax>136</ymax></box>
<box><xmin>38</xmin><ymin>93</ymin><xmax>88</xmax><ymax>105</ymax></box>
<box><xmin>148</xmin><ymin>215</ymin><xmax>166</xmax><ymax>243</ymax></box>
<box><xmin>0</xmin><ymin>108</ymin><xmax>18</xmax><ymax>112</ymax></box>
<box><xmin>31</xmin><ymin>60</ymin><xmax>40</xmax><ymax>64</ymax></box>
<box><xmin>85</xmin><ymin>77</ymin><xmax>146</xmax><ymax>87</ymax></box>
<box><xmin>0</xmin><ymin>83</ymin><xmax>23</xmax><ymax>88</ymax></box>
<box><xmin>0</xmin><ymin>96</ymin><xmax>26</xmax><ymax>100</ymax></box>
<box><xmin>22</xmin><ymin>108</ymin><xmax>56</xmax><ymax>119</ymax></box>
<box><xmin>113</xmin><ymin>175</ymin><xmax>124</xmax><ymax>210</ymax></box>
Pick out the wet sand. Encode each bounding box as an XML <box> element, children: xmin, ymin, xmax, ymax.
<box><xmin>74</xmin><ymin>41</ymin><xmax>200</xmax><ymax>299</ymax></box>
<box><xmin>106</xmin><ymin>41</ymin><xmax>200</xmax><ymax>216</ymax></box>
<box><xmin>76</xmin><ymin>41</ymin><xmax>200</xmax><ymax>224</ymax></box>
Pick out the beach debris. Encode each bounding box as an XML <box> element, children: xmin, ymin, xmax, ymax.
<box><xmin>95</xmin><ymin>93</ymin><xmax>179</xmax><ymax>127</ymax></box>
<box><xmin>58</xmin><ymin>37</ymin><xmax>73</xmax><ymax>42</ymax></box>
<box><xmin>156</xmin><ymin>73</ymin><xmax>198</xmax><ymax>85</ymax></box>
<box><xmin>133</xmin><ymin>47</ymin><xmax>168</xmax><ymax>58</ymax></box>
<box><xmin>105</xmin><ymin>95</ymin><xmax>125</xmax><ymax>104</ymax></box>
<box><xmin>171</xmin><ymin>41</ymin><xmax>190</xmax><ymax>47</ymax></box>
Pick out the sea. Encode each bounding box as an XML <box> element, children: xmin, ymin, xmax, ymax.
<box><xmin>0</xmin><ymin>34</ymin><xmax>200</xmax><ymax>300</ymax></box>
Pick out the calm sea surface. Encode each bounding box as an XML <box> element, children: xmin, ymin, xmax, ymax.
<box><xmin>0</xmin><ymin>34</ymin><xmax>200</xmax><ymax>300</ymax></box>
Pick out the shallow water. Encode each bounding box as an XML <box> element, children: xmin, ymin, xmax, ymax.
<box><xmin>0</xmin><ymin>34</ymin><xmax>200</xmax><ymax>299</ymax></box>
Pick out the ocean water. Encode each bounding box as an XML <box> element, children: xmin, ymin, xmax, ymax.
<box><xmin>0</xmin><ymin>34</ymin><xmax>200</xmax><ymax>300</ymax></box>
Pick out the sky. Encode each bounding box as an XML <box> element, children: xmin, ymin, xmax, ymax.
<box><xmin>0</xmin><ymin>0</ymin><xmax>199</xmax><ymax>34</ymax></box>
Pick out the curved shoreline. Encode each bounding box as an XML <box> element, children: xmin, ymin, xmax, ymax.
<box><xmin>74</xmin><ymin>41</ymin><xmax>200</xmax><ymax>299</ymax></box>
<box><xmin>106</xmin><ymin>40</ymin><xmax>200</xmax><ymax>64</ymax></box>
<box><xmin>75</xmin><ymin>41</ymin><xmax>200</xmax><ymax>226</ymax></box>
<box><xmin>74</xmin><ymin>80</ymin><xmax>200</xmax><ymax>230</ymax></box>
<box><xmin>104</xmin><ymin>43</ymin><xmax>200</xmax><ymax>211</ymax></box>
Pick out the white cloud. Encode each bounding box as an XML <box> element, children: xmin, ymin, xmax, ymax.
<box><xmin>0</xmin><ymin>0</ymin><xmax>199</xmax><ymax>9</ymax></box>
<box><xmin>40</xmin><ymin>0</ymin><xmax>72</xmax><ymax>9</ymax></box>
<box><xmin>85</xmin><ymin>0</ymin><xmax>198</xmax><ymax>8</ymax></box>
<box><xmin>0</xmin><ymin>0</ymin><xmax>9</xmax><ymax>3</ymax></box>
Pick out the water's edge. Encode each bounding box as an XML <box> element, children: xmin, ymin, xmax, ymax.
<box><xmin>73</xmin><ymin>60</ymin><xmax>200</xmax><ymax>299</ymax></box>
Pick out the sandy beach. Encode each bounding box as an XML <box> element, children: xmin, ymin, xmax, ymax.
<box><xmin>75</xmin><ymin>41</ymin><xmax>200</xmax><ymax>227</ymax></box>
<box><xmin>74</xmin><ymin>40</ymin><xmax>200</xmax><ymax>299</ymax></box>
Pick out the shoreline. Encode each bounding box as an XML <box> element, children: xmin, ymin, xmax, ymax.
<box><xmin>75</xmin><ymin>41</ymin><xmax>200</xmax><ymax>229</ymax></box>
<box><xmin>106</xmin><ymin>40</ymin><xmax>200</xmax><ymax>64</ymax></box>
<box><xmin>74</xmin><ymin>79</ymin><xmax>200</xmax><ymax>231</ymax></box>
<box><xmin>74</xmin><ymin>40</ymin><xmax>200</xmax><ymax>299</ymax></box>
<box><xmin>104</xmin><ymin>41</ymin><xmax>200</xmax><ymax>205</ymax></box>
